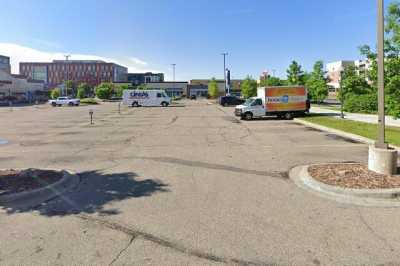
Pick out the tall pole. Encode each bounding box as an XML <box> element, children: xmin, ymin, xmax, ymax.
<box><xmin>64</xmin><ymin>55</ymin><xmax>70</xmax><ymax>96</ymax></box>
<box><xmin>376</xmin><ymin>0</ymin><xmax>388</xmax><ymax>149</ymax></box>
<box><xmin>171</xmin><ymin>64</ymin><xmax>176</xmax><ymax>98</ymax></box>
<box><xmin>221</xmin><ymin>53</ymin><xmax>228</xmax><ymax>94</ymax></box>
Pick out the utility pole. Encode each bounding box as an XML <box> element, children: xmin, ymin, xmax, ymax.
<box><xmin>221</xmin><ymin>53</ymin><xmax>228</xmax><ymax>94</ymax></box>
<box><xmin>171</xmin><ymin>64</ymin><xmax>176</xmax><ymax>98</ymax></box>
<box><xmin>368</xmin><ymin>0</ymin><xmax>397</xmax><ymax>176</ymax></box>
<box><xmin>376</xmin><ymin>0</ymin><xmax>387</xmax><ymax>149</ymax></box>
<box><xmin>64</xmin><ymin>55</ymin><xmax>70</xmax><ymax>96</ymax></box>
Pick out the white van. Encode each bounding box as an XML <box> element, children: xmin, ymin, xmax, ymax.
<box><xmin>122</xmin><ymin>90</ymin><xmax>171</xmax><ymax>107</ymax></box>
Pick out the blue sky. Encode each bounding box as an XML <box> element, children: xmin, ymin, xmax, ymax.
<box><xmin>0</xmin><ymin>0</ymin><xmax>391</xmax><ymax>80</ymax></box>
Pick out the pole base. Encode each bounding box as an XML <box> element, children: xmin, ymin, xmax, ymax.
<box><xmin>368</xmin><ymin>145</ymin><xmax>398</xmax><ymax>175</ymax></box>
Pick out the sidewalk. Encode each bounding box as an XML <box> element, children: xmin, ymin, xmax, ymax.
<box><xmin>310</xmin><ymin>106</ymin><xmax>400</xmax><ymax>127</ymax></box>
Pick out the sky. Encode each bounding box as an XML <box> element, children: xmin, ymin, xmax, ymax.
<box><xmin>0</xmin><ymin>0</ymin><xmax>392</xmax><ymax>81</ymax></box>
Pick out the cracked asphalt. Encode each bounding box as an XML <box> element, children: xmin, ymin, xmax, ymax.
<box><xmin>0</xmin><ymin>100</ymin><xmax>399</xmax><ymax>265</ymax></box>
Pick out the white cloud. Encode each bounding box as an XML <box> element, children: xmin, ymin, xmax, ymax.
<box><xmin>128</xmin><ymin>57</ymin><xmax>148</xmax><ymax>66</ymax></box>
<box><xmin>0</xmin><ymin>42</ymin><xmax>162</xmax><ymax>74</ymax></box>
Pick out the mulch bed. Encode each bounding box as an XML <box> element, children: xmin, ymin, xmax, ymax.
<box><xmin>0</xmin><ymin>169</ymin><xmax>63</xmax><ymax>196</ymax></box>
<box><xmin>309</xmin><ymin>164</ymin><xmax>400</xmax><ymax>189</ymax></box>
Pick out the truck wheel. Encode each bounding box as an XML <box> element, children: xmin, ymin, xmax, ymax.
<box><xmin>284</xmin><ymin>113</ymin><xmax>294</xmax><ymax>120</ymax></box>
<box><xmin>161</xmin><ymin>102</ymin><xmax>169</xmax><ymax>107</ymax></box>
<box><xmin>224</xmin><ymin>102</ymin><xmax>228</xmax><ymax>107</ymax></box>
<box><xmin>132</xmin><ymin>102</ymin><xmax>139</xmax><ymax>107</ymax></box>
<box><xmin>244</xmin><ymin>112</ymin><xmax>253</xmax><ymax>121</ymax></box>
<box><xmin>51</xmin><ymin>102</ymin><xmax>57</xmax><ymax>107</ymax></box>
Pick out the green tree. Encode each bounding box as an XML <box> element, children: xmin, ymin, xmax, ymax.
<box><xmin>77</xmin><ymin>87</ymin><xmax>86</xmax><ymax>99</ymax></box>
<box><xmin>95</xmin><ymin>82</ymin><xmax>114</xmax><ymax>99</ymax></box>
<box><xmin>339</xmin><ymin>65</ymin><xmax>371</xmax><ymax>117</ymax></box>
<box><xmin>259</xmin><ymin>76</ymin><xmax>286</xmax><ymax>86</ymax></box>
<box><xmin>358</xmin><ymin>1</ymin><xmax>400</xmax><ymax>117</ymax></box>
<box><xmin>115</xmin><ymin>84</ymin><xmax>131</xmax><ymax>97</ymax></box>
<box><xmin>241</xmin><ymin>76</ymin><xmax>257</xmax><ymax>98</ymax></box>
<box><xmin>51</xmin><ymin>88</ymin><xmax>61</xmax><ymax>99</ymax></box>
<box><xmin>77</xmin><ymin>83</ymin><xmax>91</xmax><ymax>97</ymax></box>
<box><xmin>286</xmin><ymin>61</ymin><xmax>305</xmax><ymax>85</ymax></box>
<box><xmin>208</xmin><ymin>78</ymin><xmax>219</xmax><ymax>98</ymax></box>
<box><xmin>306</xmin><ymin>61</ymin><xmax>328</xmax><ymax>103</ymax></box>
<box><xmin>65</xmin><ymin>80</ymin><xmax>75</xmax><ymax>95</ymax></box>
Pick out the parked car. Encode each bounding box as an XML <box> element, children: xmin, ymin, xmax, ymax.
<box><xmin>49</xmin><ymin>97</ymin><xmax>80</xmax><ymax>107</ymax></box>
<box><xmin>190</xmin><ymin>95</ymin><xmax>197</xmax><ymax>100</ymax></box>
<box><xmin>219</xmin><ymin>96</ymin><xmax>245</xmax><ymax>107</ymax></box>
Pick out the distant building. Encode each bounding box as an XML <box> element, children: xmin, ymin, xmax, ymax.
<box><xmin>326</xmin><ymin>60</ymin><xmax>373</xmax><ymax>99</ymax></box>
<box><xmin>20</xmin><ymin>60</ymin><xmax>128</xmax><ymax>89</ymax></box>
<box><xmin>0</xmin><ymin>55</ymin><xmax>11</xmax><ymax>74</ymax></box>
<box><xmin>326</xmin><ymin>61</ymin><xmax>355</xmax><ymax>99</ymax></box>
<box><xmin>0</xmin><ymin>70</ymin><xmax>45</xmax><ymax>103</ymax></box>
<box><xmin>144</xmin><ymin>82</ymin><xmax>188</xmax><ymax>98</ymax></box>
<box><xmin>126</xmin><ymin>72</ymin><xmax>164</xmax><ymax>85</ymax></box>
<box><xmin>188</xmin><ymin>79</ymin><xmax>242</xmax><ymax>97</ymax></box>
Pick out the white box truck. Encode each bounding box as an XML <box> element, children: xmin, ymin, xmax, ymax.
<box><xmin>122</xmin><ymin>90</ymin><xmax>171</xmax><ymax>107</ymax></box>
<box><xmin>234</xmin><ymin>86</ymin><xmax>310</xmax><ymax>120</ymax></box>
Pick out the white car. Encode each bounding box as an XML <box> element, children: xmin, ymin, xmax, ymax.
<box><xmin>49</xmin><ymin>97</ymin><xmax>80</xmax><ymax>107</ymax></box>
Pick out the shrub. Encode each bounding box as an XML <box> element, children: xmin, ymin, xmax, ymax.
<box><xmin>386</xmin><ymin>97</ymin><xmax>400</xmax><ymax>118</ymax></box>
<box><xmin>51</xmin><ymin>88</ymin><xmax>61</xmax><ymax>99</ymax></box>
<box><xmin>343</xmin><ymin>93</ymin><xmax>378</xmax><ymax>114</ymax></box>
<box><xmin>77</xmin><ymin>87</ymin><xmax>86</xmax><ymax>99</ymax></box>
<box><xmin>95</xmin><ymin>83</ymin><xmax>114</xmax><ymax>99</ymax></box>
<box><xmin>80</xmin><ymin>98</ymin><xmax>98</xmax><ymax>105</ymax></box>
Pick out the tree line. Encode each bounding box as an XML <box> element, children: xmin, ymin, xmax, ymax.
<box><xmin>50</xmin><ymin>82</ymin><xmax>147</xmax><ymax>100</ymax></box>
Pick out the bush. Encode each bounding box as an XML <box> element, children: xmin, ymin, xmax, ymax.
<box><xmin>386</xmin><ymin>97</ymin><xmax>400</xmax><ymax>118</ymax></box>
<box><xmin>51</xmin><ymin>88</ymin><xmax>61</xmax><ymax>99</ymax></box>
<box><xmin>80</xmin><ymin>98</ymin><xmax>98</xmax><ymax>105</ymax></box>
<box><xmin>95</xmin><ymin>83</ymin><xmax>114</xmax><ymax>99</ymax></box>
<box><xmin>343</xmin><ymin>93</ymin><xmax>378</xmax><ymax>114</ymax></box>
<box><xmin>77</xmin><ymin>87</ymin><xmax>86</xmax><ymax>99</ymax></box>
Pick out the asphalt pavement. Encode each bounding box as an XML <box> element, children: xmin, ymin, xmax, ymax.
<box><xmin>0</xmin><ymin>100</ymin><xmax>398</xmax><ymax>265</ymax></box>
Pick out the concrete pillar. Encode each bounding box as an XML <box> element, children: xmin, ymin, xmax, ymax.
<box><xmin>368</xmin><ymin>145</ymin><xmax>398</xmax><ymax>175</ymax></box>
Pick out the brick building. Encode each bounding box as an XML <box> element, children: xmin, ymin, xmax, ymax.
<box><xmin>19</xmin><ymin>60</ymin><xmax>127</xmax><ymax>89</ymax></box>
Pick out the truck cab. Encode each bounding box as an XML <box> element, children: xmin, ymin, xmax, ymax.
<box><xmin>235</xmin><ymin>98</ymin><xmax>265</xmax><ymax>120</ymax></box>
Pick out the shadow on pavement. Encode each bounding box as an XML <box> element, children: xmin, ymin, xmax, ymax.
<box><xmin>3</xmin><ymin>170</ymin><xmax>169</xmax><ymax>216</ymax></box>
<box><xmin>135</xmin><ymin>156</ymin><xmax>289</xmax><ymax>179</ymax></box>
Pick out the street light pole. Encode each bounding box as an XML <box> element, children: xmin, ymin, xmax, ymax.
<box><xmin>64</xmin><ymin>55</ymin><xmax>70</xmax><ymax>96</ymax></box>
<box><xmin>376</xmin><ymin>0</ymin><xmax>388</xmax><ymax>149</ymax></box>
<box><xmin>221</xmin><ymin>53</ymin><xmax>228</xmax><ymax>94</ymax></box>
<box><xmin>171</xmin><ymin>64</ymin><xmax>176</xmax><ymax>98</ymax></box>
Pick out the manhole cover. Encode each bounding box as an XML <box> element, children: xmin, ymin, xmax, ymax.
<box><xmin>0</xmin><ymin>139</ymin><xmax>9</xmax><ymax>145</ymax></box>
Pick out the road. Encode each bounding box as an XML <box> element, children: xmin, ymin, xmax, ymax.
<box><xmin>311</xmin><ymin>106</ymin><xmax>400</xmax><ymax>127</ymax></box>
<box><xmin>0</xmin><ymin>100</ymin><xmax>399</xmax><ymax>265</ymax></box>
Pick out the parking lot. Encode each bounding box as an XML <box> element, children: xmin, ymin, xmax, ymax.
<box><xmin>1</xmin><ymin>100</ymin><xmax>399</xmax><ymax>265</ymax></box>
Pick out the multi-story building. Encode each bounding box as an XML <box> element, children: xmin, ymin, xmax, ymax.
<box><xmin>0</xmin><ymin>55</ymin><xmax>11</xmax><ymax>74</ymax></box>
<box><xmin>19</xmin><ymin>60</ymin><xmax>128</xmax><ymax>89</ymax></box>
<box><xmin>326</xmin><ymin>61</ymin><xmax>355</xmax><ymax>99</ymax></box>
<box><xmin>126</xmin><ymin>72</ymin><xmax>164</xmax><ymax>85</ymax></box>
<box><xmin>326</xmin><ymin>60</ymin><xmax>373</xmax><ymax>99</ymax></box>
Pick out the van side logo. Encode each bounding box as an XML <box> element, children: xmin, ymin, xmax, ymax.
<box><xmin>130</xmin><ymin>92</ymin><xmax>149</xmax><ymax>99</ymax></box>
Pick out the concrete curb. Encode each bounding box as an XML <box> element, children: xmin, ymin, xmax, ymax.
<box><xmin>289</xmin><ymin>164</ymin><xmax>400</xmax><ymax>207</ymax></box>
<box><xmin>293</xmin><ymin>118</ymin><xmax>400</xmax><ymax>151</ymax></box>
<box><xmin>0</xmin><ymin>169</ymin><xmax>80</xmax><ymax>210</ymax></box>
